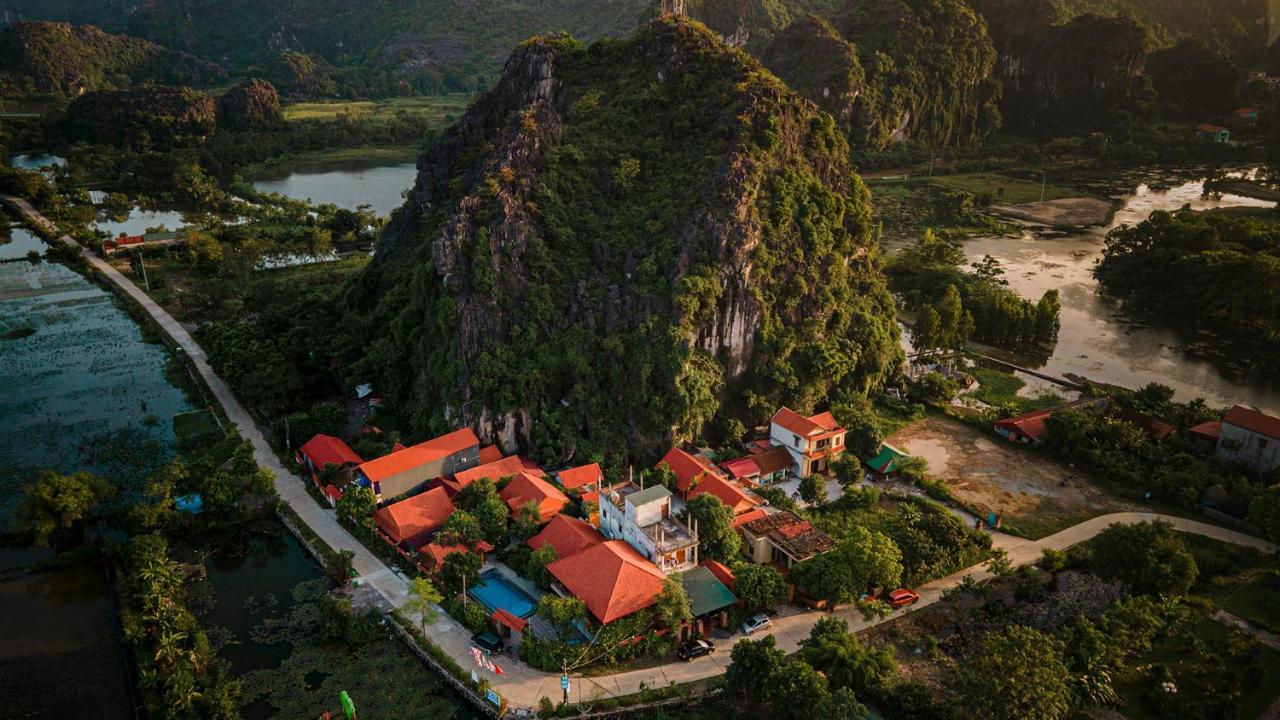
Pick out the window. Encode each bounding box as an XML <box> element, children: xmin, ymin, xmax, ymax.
<box><xmin>793</xmin><ymin>434</ymin><xmax>801</xmax><ymax>448</ymax></box>
<box><xmin>817</xmin><ymin>438</ymin><xmax>830</xmax><ymax>450</ymax></box>
<box><xmin>1259</xmin><ymin>438</ymin><xmax>1270</xmax><ymax>449</ymax></box>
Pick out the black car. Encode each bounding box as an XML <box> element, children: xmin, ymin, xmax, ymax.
<box><xmin>471</xmin><ymin>631</ymin><xmax>504</xmax><ymax>655</ymax></box>
<box><xmin>677</xmin><ymin>638</ymin><xmax>715</xmax><ymax>661</ymax></box>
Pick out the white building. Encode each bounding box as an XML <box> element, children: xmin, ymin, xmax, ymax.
<box><xmin>1217</xmin><ymin>405</ymin><xmax>1280</xmax><ymax>472</ymax></box>
<box><xmin>769</xmin><ymin>407</ymin><xmax>848</xmax><ymax>478</ymax></box>
<box><xmin>597</xmin><ymin>482</ymin><xmax>698</xmax><ymax>574</ymax></box>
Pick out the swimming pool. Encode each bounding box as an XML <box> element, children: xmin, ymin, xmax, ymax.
<box><xmin>469</xmin><ymin>569</ymin><xmax>538</xmax><ymax>618</ymax></box>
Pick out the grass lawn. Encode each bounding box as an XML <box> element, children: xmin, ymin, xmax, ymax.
<box><xmin>928</xmin><ymin>172</ymin><xmax>1079</xmax><ymax>205</ymax></box>
<box><xmin>1222</xmin><ymin>573</ymin><xmax>1280</xmax><ymax>632</ymax></box>
<box><xmin>282</xmin><ymin>94</ymin><xmax>473</xmax><ymax>126</ymax></box>
<box><xmin>967</xmin><ymin>366</ymin><xmax>1063</xmax><ymax>412</ymax></box>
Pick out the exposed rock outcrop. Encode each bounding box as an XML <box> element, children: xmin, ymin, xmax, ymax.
<box><xmin>218</xmin><ymin>79</ymin><xmax>283</xmax><ymax>129</ymax></box>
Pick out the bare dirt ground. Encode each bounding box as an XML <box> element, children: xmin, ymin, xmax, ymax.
<box><xmin>989</xmin><ymin>197</ymin><xmax>1116</xmax><ymax>227</ymax></box>
<box><xmin>888</xmin><ymin>415</ymin><xmax>1137</xmax><ymax>537</ymax></box>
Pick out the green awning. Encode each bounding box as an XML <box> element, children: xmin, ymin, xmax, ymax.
<box><xmin>867</xmin><ymin>444</ymin><xmax>905</xmax><ymax>473</ymax></box>
<box><xmin>682</xmin><ymin>566</ymin><xmax>737</xmax><ymax>617</ymax></box>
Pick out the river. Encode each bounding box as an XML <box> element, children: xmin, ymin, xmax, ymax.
<box><xmin>250</xmin><ymin>158</ymin><xmax>417</xmax><ymax>217</ymax></box>
<box><xmin>955</xmin><ymin>172</ymin><xmax>1279</xmax><ymax>413</ymax></box>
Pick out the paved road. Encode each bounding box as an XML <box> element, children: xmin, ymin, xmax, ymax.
<box><xmin>6</xmin><ymin>193</ymin><xmax>1276</xmax><ymax>711</ymax></box>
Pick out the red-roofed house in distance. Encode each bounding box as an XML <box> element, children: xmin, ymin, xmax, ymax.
<box><xmin>374</xmin><ymin>486</ymin><xmax>456</xmax><ymax>551</ymax></box>
<box><xmin>739</xmin><ymin>508</ymin><xmax>836</xmax><ymax>570</ymax></box>
<box><xmin>719</xmin><ymin>456</ymin><xmax>761</xmax><ymax>485</ymax></box>
<box><xmin>499</xmin><ymin>473</ymin><xmax>569</xmax><ymax>523</ymax></box>
<box><xmin>1217</xmin><ymin>405</ymin><xmax>1280</xmax><ymax>472</ymax></box>
<box><xmin>528</xmin><ymin>514</ymin><xmax>605</xmax><ymax>560</ymax></box>
<box><xmin>555</xmin><ymin>463</ymin><xmax>603</xmax><ymax>494</ymax></box>
<box><xmin>477</xmin><ymin>445</ymin><xmax>504</xmax><ymax>464</ymax></box>
<box><xmin>657</xmin><ymin>447</ymin><xmax>726</xmax><ymax>495</ymax></box>
<box><xmin>994</xmin><ymin>398</ymin><xmax>1107</xmax><ymax>446</ymax></box>
<box><xmin>420</xmin><ymin>540</ymin><xmax>493</xmax><ymax>575</ymax></box>
<box><xmin>296</xmin><ymin>434</ymin><xmax>364</xmax><ymax>504</ymax></box>
<box><xmin>354</xmin><ymin>427</ymin><xmax>481</xmax><ymax>500</ymax></box>
<box><xmin>547</xmin><ymin>540</ymin><xmax>666</xmax><ymax>624</ymax></box>
<box><xmin>769</xmin><ymin>407</ymin><xmax>847</xmax><ymax>478</ymax></box>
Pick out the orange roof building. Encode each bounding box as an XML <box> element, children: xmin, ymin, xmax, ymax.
<box><xmin>527</xmin><ymin>514</ymin><xmax>605</xmax><ymax>559</ymax></box>
<box><xmin>1218</xmin><ymin>405</ymin><xmax>1280</xmax><ymax>472</ymax></box>
<box><xmin>657</xmin><ymin>447</ymin><xmax>726</xmax><ymax>495</ymax></box>
<box><xmin>421</xmin><ymin>540</ymin><xmax>493</xmax><ymax>572</ymax></box>
<box><xmin>296</xmin><ymin>434</ymin><xmax>364</xmax><ymax>484</ymax></box>
<box><xmin>555</xmin><ymin>463</ymin><xmax>603</xmax><ymax>491</ymax></box>
<box><xmin>687</xmin><ymin>474</ymin><xmax>763</xmax><ymax>516</ymax></box>
<box><xmin>442</xmin><ymin>454</ymin><xmax>545</xmax><ymax>496</ymax></box>
<box><xmin>701</xmin><ymin>558</ymin><xmax>736</xmax><ymax>589</ymax></box>
<box><xmin>356</xmin><ymin>427</ymin><xmax>481</xmax><ymax>499</ymax></box>
<box><xmin>374</xmin><ymin>486</ymin><xmax>456</xmax><ymax>550</ymax></box>
<box><xmin>477</xmin><ymin>445</ymin><xmax>504</xmax><ymax>464</ymax></box>
<box><xmin>499</xmin><ymin>473</ymin><xmax>569</xmax><ymax>521</ymax></box>
<box><xmin>769</xmin><ymin>407</ymin><xmax>847</xmax><ymax>478</ymax></box>
<box><xmin>547</xmin><ymin>540</ymin><xmax>666</xmax><ymax>624</ymax></box>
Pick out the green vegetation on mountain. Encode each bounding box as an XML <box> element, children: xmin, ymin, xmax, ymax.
<box><xmin>344</xmin><ymin>17</ymin><xmax>902</xmax><ymax>462</ymax></box>
<box><xmin>0</xmin><ymin>21</ymin><xmax>224</xmax><ymax>99</ymax></box>
<box><xmin>1</xmin><ymin>0</ymin><xmax>651</xmax><ymax>95</ymax></box>
<box><xmin>60</xmin><ymin>85</ymin><xmax>219</xmax><ymax>147</ymax></box>
<box><xmin>1096</xmin><ymin>208</ymin><xmax>1280</xmax><ymax>367</ymax></box>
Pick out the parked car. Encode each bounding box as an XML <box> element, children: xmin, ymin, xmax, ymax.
<box><xmin>471</xmin><ymin>631</ymin><xmax>504</xmax><ymax>655</ymax></box>
<box><xmin>677</xmin><ymin>638</ymin><xmax>715</xmax><ymax>661</ymax></box>
<box><xmin>741</xmin><ymin>613</ymin><xmax>773</xmax><ymax>635</ymax></box>
<box><xmin>887</xmin><ymin>588</ymin><xmax>920</xmax><ymax>609</ymax></box>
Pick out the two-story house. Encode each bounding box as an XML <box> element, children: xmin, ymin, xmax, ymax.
<box><xmin>769</xmin><ymin>407</ymin><xmax>847</xmax><ymax>478</ymax></box>
<box><xmin>597</xmin><ymin>482</ymin><xmax>699</xmax><ymax>574</ymax></box>
<box><xmin>353</xmin><ymin>427</ymin><xmax>481</xmax><ymax>500</ymax></box>
<box><xmin>1217</xmin><ymin>405</ymin><xmax>1280</xmax><ymax>472</ymax></box>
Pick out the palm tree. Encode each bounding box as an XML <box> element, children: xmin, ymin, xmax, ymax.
<box><xmin>155</xmin><ymin>629</ymin><xmax>189</xmax><ymax>667</ymax></box>
<box><xmin>403</xmin><ymin>577</ymin><xmax>443</xmax><ymax>635</ymax></box>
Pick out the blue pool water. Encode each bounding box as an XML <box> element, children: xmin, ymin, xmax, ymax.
<box><xmin>469</xmin><ymin>570</ymin><xmax>537</xmax><ymax>618</ymax></box>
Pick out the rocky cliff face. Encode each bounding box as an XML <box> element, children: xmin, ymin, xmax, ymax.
<box><xmin>347</xmin><ymin>17</ymin><xmax>901</xmax><ymax>463</ymax></box>
<box><xmin>217</xmin><ymin>79</ymin><xmax>283</xmax><ymax>129</ymax></box>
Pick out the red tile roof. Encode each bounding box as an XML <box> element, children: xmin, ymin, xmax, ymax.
<box><xmin>299</xmin><ymin>434</ymin><xmax>363</xmax><ymax>469</ymax></box>
<box><xmin>374</xmin><ymin>487</ymin><xmax>456</xmax><ymax>550</ymax></box>
<box><xmin>994</xmin><ymin>407</ymin><xmax>1055</xmax><ymax>442</ymax></box>
<box><xmin>808</xmin><ymin>411</ymin><xmax>840</xmax><ymax>431</ymax></box>
<box><xmin>556</xmin><ymin>463</ymin><xmax>603</xmax><ymax>490</ymax></box>
<box><xmin>773</xmin><ymin>407</ymin><xmax>845</xmax><ymax>440</ymax></box>
<box><xmin>658</xmin><ymin>447</ymin><xmax>726</xmax><ymax>494</ymax></box>
<box><xmin>323</xmin><ymin>485</ymin><xmax>343</xmax><ymax>502</ymax></box>
<box><xmin>741</xmin><ymin>510</ymin><xmax>836</xmax><ymax>562</ymax></box>
<box><xmin>454</xmin><ymin>455</ymin><xmax>544</xmax><ymax>491</ymax></box>
<box><xmin>732</xmin><ymin>507</ymin><xmax>769</xmax><ymax>528</ymax></box>
<box><xmin>1188</xmin><ymin>420</ymin><xmax>1222</xmax><ymax>442</ymax></box>
<box><xmin>548</xmin><ymin>541</ymin><xmax>665</xmax><ymax>624</ymax></box>
<box><xmin>358</xmin><ymin>428</ymin><xmax>480</xmax><ymax>483</ymax></box>
<box><xmin>478</xmin><ymin>445</ymin><xmax>504</xmax><ymax>464</ymax></box>
<box><xmin>527</xmin><ymin>513</ymin><xmax>605</xmax><ymax>559</ymax></box>
<box><xmin>719</xmin><ymin>456</ymin><xmax>762</xmax><ymax>480</ymax></box>
<box><xmin>1198</xmin><ymin>123</ymin><xmax>1228</xmax><ymax>133</ymax></box>
<box><xmin>701</xmin><ymin>559</ymin><xmax>736</xmax><ymax>589</ymax></box>
<box><xmin>500</xmin><ymin>473</ymin><xmax>569</xmax><ymax>521</ymax></box>
<box><xmin>688</xmin><ymin>474</ymin><xmax>763</xmax><ymax>515</ymax></box>
<box><xmin>1223</xmin><ymin>405</ymin><xmax>1280</xmax><ymax>440</ymax></box>
<box><xmin>753</xmin><ymin>446</ymin><xmax>795</xmax><ymax>475</ymax></box>
<box><xmin>421</xmin><ymin>542</ymin><xmax>477</xmax><ymax>569</ymax></box>
<box><xmin>492</xmin><ymin>608</ymin><xmax>527</xmax><ymax>633</ymax></box>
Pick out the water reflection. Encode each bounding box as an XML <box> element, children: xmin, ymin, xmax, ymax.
<box><xmin>963</xmin><ymin>173</ymin><xmax>1279</xmax><ymax>412</ymax></box>
<box><xmin>8</xmin><ymin>154</ymin><xmax>66</xmax><ymax>170</ymax></box>
<box><xmin>251</xmin><ymin>160</ymin><xmax>417</xmax><ymax>217</ymax></box>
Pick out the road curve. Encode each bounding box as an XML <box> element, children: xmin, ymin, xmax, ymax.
<box><xmin>5</xmin><ymin>193</ymin><xmax>1275</xmax><ymax>711</ymax></box>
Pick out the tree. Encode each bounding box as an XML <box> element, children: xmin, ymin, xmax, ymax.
<box><xmin>653</xmin><ymin>575</ymin><xmax>692</xmax><ymax>630</ymax></box>
<box><xmin>1089</xmin><ymin>521</ymin><xmax>1197</xmax><ymax>596</ymax></box>
<box><xmin>440</xmin><ymin>510</ymin><xmax>483</xmax><ymax>545</ymax></box>
<box><xmin>912</xmin><ymin>306</ymin><xmax>942</xmax><ymax>357</ymax></box>
<box><xmin>792</xmin><ymin>526</ymin><xmax>902</xmax><ymax>606</ymax></box>
<box><xmin>536</xmin><ymin>595</ymin><xmax>586</xmax><ymax>638</ymax></box>
<box><xmin>439</xmin><ymin>551</ymin><xmax>483</xmax><ymax>596</ymax></box>
<box><xmin>763</xmin><ymin>661</ymin><xmax>829</xmax><ymax>718</ymax></box>
<box><xmin>799</xmin><ymin>474</ymin><xmax>828</xmax><ymax>505</ymax></box>
<box><xmin>402</xmin><ymin>577</ymin><xmax>442</xmax><ymax>634</ymax></box>
<box><xmin>326</xmin><ymin>549</ymin><xmax>356</xmax><ymax>586</ymax></box>
<box><xmin>735</xmin><ymin>564</ymin><xmax>788</xmax><ymax>611</ymax></box>
<box><xmin>812</xmin><ymin>687</ymin><xmax>869</xmax><ymax>720</ymax></box>
<box><xmin>529</xmin><ymin>544</ymin><xmax>558</xmax><ymax>588</ymax></box>
<box><xmin>652</xmin><ymin>462</ymin><xmax>678</xmax><ymax>492</ymax></box>
<box><xmin>1249</xmin><ymin>485</ymin><xmax>1280</xmax><ymax>542</ymax></box>
<box><xmin>800</xmin><ymin>617</ymin><xmax>897</xmax><ymax>695</ymax></box>
<box><xmin>951</xmin><ymin>625</ymin><xmax>1073</xmax><ymax>720</ymax></box>
<box><xmin>725</xmin><ymin>635</ymin><xmax>786</xmax><ymax>699</ymax></box>
<box><xmin>17</xmin><ymin>470</ymin><xmax>114</xmax><ymax>546</ymax></box>
<box><xmin>513</xmin><ymin>501</ymin><xmax>543</xmax><ymax>540</ymax></box>
<box><xmin>685</xmin><ymin>494</ymin><xmax>739</xmax><ymax>564</ymax></box>
<box><xmin>455</xmin><ymin>479</ymin><xmax>511</xmax><ymax>542</ymax></box>
<box><xmin>335</xmin><ymin>486</ymin><xmax>377</xmax><ymax>533</ymax></box>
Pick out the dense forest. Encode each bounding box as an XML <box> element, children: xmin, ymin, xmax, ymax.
<box><xmin>0</xmin><ymin>21</ymin><xmax>224</xmax><ymax>98</ymax></box>
<box><xmin>1095</xmin><ymin>209</ymin><xmax>1280</xmax><ymax>367</ymax></box>
<box><xmin>342</xmin><ymin>17</ymin><xmax>903</xmax><ymax>464</ymax></box>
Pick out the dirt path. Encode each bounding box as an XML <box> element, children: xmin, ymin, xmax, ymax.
<box><xmin>989</xmin><ymin>197</ymin><xmax>1116</xmax><ymax>226</ymax></box>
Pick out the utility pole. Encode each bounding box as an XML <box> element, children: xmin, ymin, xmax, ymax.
<box><xmin>561</xmin><ymin>660</ymin><xmax>570</xmax><ymax>705</ymax></box>
<box><xmin>1040</xmin><ymin>167</ymin><xmax>1048</xmax><ymax>203</ymax></box>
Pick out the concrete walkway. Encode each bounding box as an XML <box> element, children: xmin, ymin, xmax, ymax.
<box><xmin>6</xmin><ymin>192</ymin><xmax>1276</xmax><ymax>712</ymax></box>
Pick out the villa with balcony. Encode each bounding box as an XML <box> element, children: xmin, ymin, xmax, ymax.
<box><xmin>769</xmin><ymin>407</ymin><xmax>847</xmax><ymax>478</ymax></box>
<box><xmin>597</xmin><ymin>482</ymin><xmax>699</xmax><ymax>574</ymax></box>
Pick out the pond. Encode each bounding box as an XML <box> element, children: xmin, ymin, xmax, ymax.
<box><xmin>250</xmin><ymin>159</ymin><xmax>417</xmax><ymax>217</ymax></box>
<box><xmin>92</xmin><ymin>207</ymin><xmax>192</xmax><ymax>239</ymax></box>
<box><xmin>962</xmin><ymin>172</ymin><xmax>1280</xmax><ymax>413</ymax></box>
<box><xmin>8</xmin><ymin>153</ymin><xmax>65</xmax><ymax>170</ymax></box>
<box><xmin>0</xmin><ymin>223</ymin><xmax>46</xmax><ymax>261</ymax></box>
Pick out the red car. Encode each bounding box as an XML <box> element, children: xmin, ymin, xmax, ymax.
<box><xmin>887</xmin><ymin>588</ymin><xmax>920</xmax><ymax>609</ymax></box>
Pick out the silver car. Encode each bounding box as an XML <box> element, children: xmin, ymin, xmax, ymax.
<box><xmin>741</xmin><ymin>613</ymin><xmax>772</xmax><ymax>635</ymax></box>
